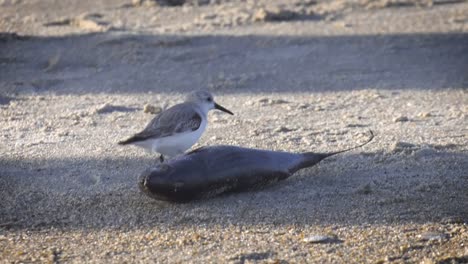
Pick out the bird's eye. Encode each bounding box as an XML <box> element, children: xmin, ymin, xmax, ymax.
<box><xmin>207</xmin><ymin>97</ymin><xmax>212</xmax><ymax>102</ymax></box>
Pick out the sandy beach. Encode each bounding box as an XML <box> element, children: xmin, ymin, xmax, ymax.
<box><xmin>1</xmin><ymin>0</ymin><xmax>467</xmax><ymax>263</ymax></box>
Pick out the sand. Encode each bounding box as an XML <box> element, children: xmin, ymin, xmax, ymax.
<box><xmin>1</xmin><ymin>0</ymin><xmax>467</xmax><ymax>263</ymax></box>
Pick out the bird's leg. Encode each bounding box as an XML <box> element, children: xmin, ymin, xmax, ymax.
<box><xmin>159</xmin><ymin>154</ymin><xmax>165</xmax><ymax>163</ymax></box>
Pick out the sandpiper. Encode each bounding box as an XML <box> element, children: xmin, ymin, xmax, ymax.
<box><xmin>118</xmin><ymin>91</ymin><xmax>233</xmax><ymax>162</ymax></box>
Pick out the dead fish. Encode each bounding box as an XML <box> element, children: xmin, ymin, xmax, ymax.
<box><xmin>139</xmin><ymin>131</ymin><xmax>374</xmax><ymax>203</ymax></box>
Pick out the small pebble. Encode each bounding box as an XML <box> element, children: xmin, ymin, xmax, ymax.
<box><xmin>94</xmin><ymin>103</ymin><xmax>116</xmax><ymax>114</ymax></box>
<box><xmin>303</xmin><ymin>235</ymin><xmax>338</xmax><ymax>244</ymax></box>
<box><xmin>132</xmin><ymin>0</ymin><xmax>157</xmax><ymax>7</ymax></box>
<box><xmin>417</xmin><ymin>112</ymin><xmax>432</xmax><ymax>118</ymax></box>
<box><xmin>418</xmin><ymin>232</ymin><xmax>448</xmax><ymax>242</ymax></box>
<box><xmin>441</xmin><ymin>216</ymin><xmax>466</xmax><ymax>224</ymax></box>
<box><xmin>334</xmin><ymin>21</ymin><xmax>352</xmax><ymax>28</ymax></box>
<box><xmin>200</xmin><ymin>13</ymin><xmax>217</xmax><ymax>20</ymax></box>
<box><xmin>274</xmin><ymin>126</ymin><xmax>295</xmax><ymax>133</ymax></box>
<box><xmin>392</xmin><ymin>141</ymin><xmax>415</xmax><ymax>149</ymax></box>
<box><xmin>258</xmin><ymin>98</ymin><xmax>289</xmax><ymax>105</ymax></box>
<box><xmin>346</xmin><ymin>123</ymin><xmax>367</xmax><ymax>128</ymax></box>
<box><xmin>253</xmin><ymin>7</ymin><xmax>298</xmax><ymax>22</ymax></box>
<box><xmin>394</xmin><ymin>116</ymin><xmax>409</xmax><ymax>122</ymax></box>
<box><xmin>143</xmin><ymin>104</ymin><xmax>162</xmax><ymax>114</ymax></box>
<box><xmin>86</xmin><ymin>120</ymin><xmax>97</xmax><ymax>127</ymax></box>
<box><xmin>297</xmin><ymin>103</ymin><xmax>309</xmax><ymax>109</ymax></box>
<box><xmin>41</xmin><ymin>126</ymin><xmax>53</xmax><ymax>132</ymax></box>
<box><xmin>356</xmin><ymin>183</ymin><xmax>372</xmax><ymax>195</ymax></box>
<box><xmin>253</xmin><ymin>8</ymin><xmax>268</xmax><ymax>22</ymax></box>
<box><xmin>302</xmin><ymin>137</ymin><xmax>314</xmax><ymax>145</ymax></box>
<box><xmin>391</xmin><ymin>141</ymin><xmax>417</xmax><ymax>154</ymax></box>
<box><xmin>71</xmin><ymin>15</ymin><xmax>110</xmax><ymax>32</ymax></box>
<box><xmin>57</xmin><ymin>131</ymin><xmax>69</xmax><ymax>137</ymax></box>
<box><xmin>314</xmin><ymin>106</ymin><xmax>325</xmax><ymax>111</ymax></box>
<box><xmin>420</xmin><ymin>257</ymin><xmax>437</xmax><ymax>264</ymax></box>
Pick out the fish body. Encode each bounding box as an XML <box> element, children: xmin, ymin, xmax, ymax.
<box><xmin>139</xmin><ymin>131</ymin><xmax>374</xmax><ymax>203</ymax></box>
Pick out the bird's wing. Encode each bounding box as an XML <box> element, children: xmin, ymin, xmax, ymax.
<box><xmin>121</xmin><ymin>104</ymin><xmax>202</xmax><ymax>144</ymax></box>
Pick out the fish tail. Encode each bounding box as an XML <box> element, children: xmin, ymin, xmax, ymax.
<box><xmin>118</xmin><ymin>136</ymin><xmax>140</xmax><ymax>145</ymax></box>
<box><xmin>292</xmin><ymin>130</ymin><xmax>374</xmax><ymax>172</ymax></box>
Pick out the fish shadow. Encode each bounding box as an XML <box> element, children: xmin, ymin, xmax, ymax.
<box><xmin>0</xmin><ymin>147</ymin><xmax>467</xmax><ymax>231</ymax></box>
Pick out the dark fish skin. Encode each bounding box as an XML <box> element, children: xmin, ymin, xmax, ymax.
<box><xmin>139</xmin><ymin>131</ymin><xmax>374</xmax><ymax>203</ymax></box>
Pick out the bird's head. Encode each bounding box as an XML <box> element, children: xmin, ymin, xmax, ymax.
<box><xmin>186</xmin><ymin>90</ymin><xmax>233</xmax><ymax>115</ymax></box>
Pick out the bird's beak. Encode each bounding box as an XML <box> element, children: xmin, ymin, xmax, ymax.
<box><xmin>214</xmin><ymin>103</ymin><xmax>234</xmax><ymax>115</ymax></box>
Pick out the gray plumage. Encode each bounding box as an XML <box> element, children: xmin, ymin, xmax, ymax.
<box><xmin>118</xmin><ymin>103</ymin><xmax>202</xmax><ymax>144</ymax></box>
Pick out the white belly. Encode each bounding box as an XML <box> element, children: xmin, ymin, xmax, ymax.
<box><xmin>136</xmin><ymin>120</ymin><xmax>207</xmax><ymax>157</ymax></box>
